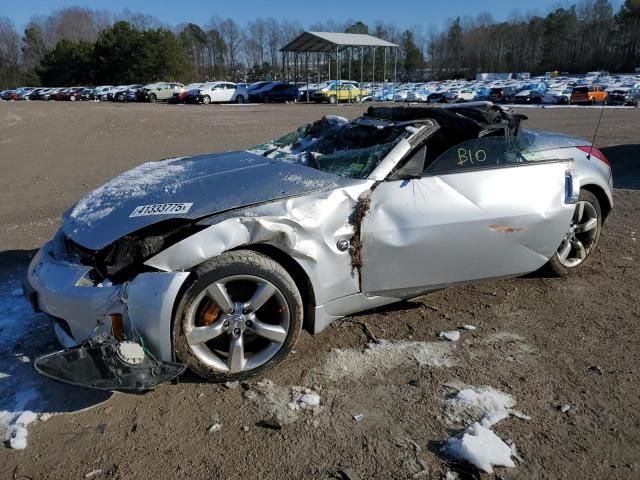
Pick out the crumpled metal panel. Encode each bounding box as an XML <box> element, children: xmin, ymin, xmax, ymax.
<box><xmin>360</xmin><ymin>161</ymin><xmax>576</xmax><ymax>296</ymax></box>
<box><xmin>145</xmin><ymin>179</ymin><xmax>374</xmax><ymax>307</ymax></box>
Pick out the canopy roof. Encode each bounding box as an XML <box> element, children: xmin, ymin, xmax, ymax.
<box><xmin>281</xmin><ymin>31</ymin><xmax>398</xmax><ymax>53</ymax></box>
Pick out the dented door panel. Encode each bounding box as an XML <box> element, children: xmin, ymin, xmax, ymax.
<box><xmin>360</xmin><ymin>161</ymin><xmax>576</xmax><ymax>296</ymax></box>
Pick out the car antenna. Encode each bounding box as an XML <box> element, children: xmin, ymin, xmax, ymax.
<box><xmin>587</xmin><ymin>103</ymin><xmax>606</xmax><ymax>160</ymax></box>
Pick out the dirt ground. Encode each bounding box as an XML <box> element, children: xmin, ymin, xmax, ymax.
<box><xmin>0</xmin><ymin>102</ymin><xmax>639</xmax><ymax>480</ymax></box>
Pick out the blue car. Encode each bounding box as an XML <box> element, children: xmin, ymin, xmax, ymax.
<box><xmin>248</xmin><ymin>82</ymin><xmax>299</xmax><ymax>103</ymax></box>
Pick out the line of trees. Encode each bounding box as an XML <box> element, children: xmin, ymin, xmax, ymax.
<box><xmin>0</xmin><ymin>1</ymin><xmax>639</xmax><ymax>88</ymax></box>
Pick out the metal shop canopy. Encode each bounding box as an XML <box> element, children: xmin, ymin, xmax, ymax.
<box><xmin>280</xmin><ymin>31</ymin><xmax>400</xmax><ymax>102</ymax></box>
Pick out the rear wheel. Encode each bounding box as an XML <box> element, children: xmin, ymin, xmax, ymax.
<box><xmin>329</xmin><ymin>95</ymin><xmax>337</xmax><ymax>104</ymax></box>
<box><xmin>236</xmin><ymin>95</ymin><xmax>245</xmax><ymax>104</ymax></box>
<box><xmin>545</xmin><ymin>190</ymin><xmax>602</xmax><ymax>276</ymax></box>
<box><xmin>174</xmin><ymin>250</ymin><xmax>303</xmax><ymax>382</ymax></box>
<box><xmin>354</xmin><ymin>95</ymin><xmax>361</xmax><ymax>103</ymax></box>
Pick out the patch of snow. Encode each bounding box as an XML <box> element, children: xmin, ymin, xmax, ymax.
<box><xmin>445</xmin><ymin>422</ymin><xmax>516</xmax><ymax>473</ymax></box>
<box><xmin>208</xmin><ymin>423</ymin><xmax>222</xmax><ymax>433</ymax></box>
<box><xmin>299</xmin><ymin>393</ymin><xmax>320</xmax><ymax>407</ymax></box>
<box><xmin>0</xmin><ymin>279</ymin><xmax>110</xmax><ymax>450</ymax></box>
<box><xmin>439</xmin><ymin>330</ymin><xmax>461</xmax><ymax>342</ymax></box>
<box><xmin>323</xmin><ymin>340</ymin><xmax>454</xmax><ymax>381</ymax></box>
<box><xmin>244</xmin><ymin>380</ymin><xmax>321</xmax><ymax>427</ymax></box>
<box><xmin>461</xmin><ymin>325</ymin><xmax>477</xmax><ymax>331</ymax></box>
<box><xmin>441</xmin><ymin>384</ymin><xmax>527</xmax><ymax>474</ymax></box>
<box><xmin>324</xmin><ymin>115</ymin><xmax>349</xmax><ymax>124</ymax></box>
<box><xmin>69</xmin><ymin>157</ymin><xmax>188</xmax><ymax>228</ymax></box>
<box><xmin>445</xmin><ymin>386</ymin><xmax>516</xmax><ymax>427</ymax></box>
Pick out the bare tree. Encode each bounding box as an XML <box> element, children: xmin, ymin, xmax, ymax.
<box><xmin>220</xmin><ymin>18</ymin><xmax>242</xmax><ymax>77</ymax></box>
<box><xmin>0</xmin><ymin>17</ymin><xmax>21</xmax><ymax>87</ymax></box>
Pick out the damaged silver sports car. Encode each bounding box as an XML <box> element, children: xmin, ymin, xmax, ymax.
<box><xmin>25</xmin><ymin>103</ymin><xmax>613</xmax><ymax>386</ymax></box>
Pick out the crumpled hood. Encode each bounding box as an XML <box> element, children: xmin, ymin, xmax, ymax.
<box><xmin>63</xmin><ymin>151</ymin><xmax>339</xmax><ymax>250</ymax></box>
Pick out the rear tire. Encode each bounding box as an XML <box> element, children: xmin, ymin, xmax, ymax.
<box><xmin>236</xmin><ymin>95</ymin><xmax>245</xmax><ymax>104</ymax></box>
<box><xmin>329</xmin><ymin>95</ymin><xmax>337</xmax><ymax>104</ymax></box>
<box><xmin>174</xmin><ymin>250</ymin><xmax>303</xmax><ymax>382</ymax></box>
<box><xmin>544</xmin><ymin>190</ymin><xmax>602</xmax><ymax>277</ymax></box>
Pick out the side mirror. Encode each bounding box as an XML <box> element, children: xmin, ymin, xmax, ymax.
<box><xmin>391</xmin><ymin>145</ymin><xmax>426</xmax><ymax>180</ymax></box>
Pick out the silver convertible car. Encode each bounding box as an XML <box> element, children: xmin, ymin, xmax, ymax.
<box><xmin>25</xmin><ymin>104</ymin><xmax>613</xmax><ymax>383</ymax></box>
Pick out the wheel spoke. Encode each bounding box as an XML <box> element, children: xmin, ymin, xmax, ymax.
<box><xmin>228</xmin><ymin>334</ymin><xmax>245</xmax><ymax>372</ymax></box>
<box><xmin>571</xmin><ymin>239</ymin><xmax>587</xmax><ymax>259</ymax></box>
<box><xmin>244</xmin><ymin>282</ymin><xmax>276</xmax><ymax>312</ymax></box>
<box><xmin>249</xmin><ymin>318</ymin><xmax>287</xmax><ymax>343</ymax></box>
<box><xmin>206</xmin><ymin>282</ymin><xmax>234</xmax><ymax>313</ymax></box>
<box><xmin>575</xmin><ymin>217</ymin><xmax>597</xmax><ymax>233</ymax></box>
<box><xmin>573</xmin><ymin>202</ymin><xmax>585</xmax><ymax>223</ymax></box>
<box><xmin>186</xmin><ymin>321</ymin><xmax>225</xmax><ymax>346</ymax></box>
<box><xmin>558</xmin><ymin>240</ymin><xmax>572</xmax><ymax>261</ymax></box>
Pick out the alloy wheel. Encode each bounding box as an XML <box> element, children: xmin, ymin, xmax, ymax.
<box><xmin>184</xmin><ymin>275</ymin><xmax>290</xmax><ymax>373</ymax></box>
<box><xmin>556</xmin><ymin>200</ymin><xmax>599</xmax><ymax>268</ymax></box>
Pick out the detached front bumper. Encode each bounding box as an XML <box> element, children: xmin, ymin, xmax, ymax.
<box><xmin>25</xmin><ymin>239</ymin><xmax>190</xmax><ymax>361</ymax></box>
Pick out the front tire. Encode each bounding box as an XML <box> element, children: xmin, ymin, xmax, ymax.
<box><xmin>329</xmin><ymin>95</ymin><xmax>337</xmax><ymax>104</ymax></box>
<box><xmin>236</xmin><ymin>95</ymin><xmax>245</xmax><ymax>104</ymax></box>
<box><xmin>545</xmin><ymin>190</ymin><xmax>602</xmax><ymax>276</ymax></box>
<box><xmin>174</xmin><ymin>250</ymin><xmax>303</xmax><ymax>382</ymax></box>
<box><xmin>149</xmin><ymin>93</ymin><xmax>157</xmax><ymax>103</ymax></box>
<box><xmin>202</xmin><ymin>95</ymin><xmax>211</xmax><ymax>105</ymax></box>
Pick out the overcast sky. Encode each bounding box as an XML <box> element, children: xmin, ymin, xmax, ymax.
<box><xmin>3</xmin><ymin>0</ymin><xmax>572</xmax><ymax>31</ymax></box>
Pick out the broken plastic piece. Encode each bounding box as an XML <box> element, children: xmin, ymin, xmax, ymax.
<box><xmin>33</xmin><ymin>336</ymin><xmax>186</xmax><ymax>391</ymax></box>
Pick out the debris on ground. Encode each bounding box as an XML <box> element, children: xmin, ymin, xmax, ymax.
<box><xmin>338</xmin><ymin>467</ymin><xmax>361</xmax><ymax>480</ymax></box>
<box><xmin>243</xmin><ymin>380</ymin><xmax>321</xmax><ymax>427</ymax></box>
<box><xmin>460</xmin><ymin>325</ymin><xmax>477</xmax><ymax>331</ymax></box>
<box><xmin>558</xmin><ymin>404</ymin><xmax>571</xmax><ymax>413</ymax></box>
<box><xmin>589</xmin><ymin>365</ymin><xmax>604</xmax><ymax>375</ymax></box>
<box><xmin>223</xmin><ymin>381</ymin><xmax>240</xmax><ymax>389</ymax></box>
<box><xmin>352</xmin><ymin>414</ymin><xmax>364</xmax><ymax>422</ymax></box>
<box><xmin>439</xmin><ymin>331</ymin><xmax>461</xmax><ymax>342</ymax></box>
<box><xmin>84</xmin><ymin>469</ymin><xmax>103</xmax><ymax>479</ymax></box>
<box><xmin>323</xmin><ymin>340</ymin><xmax>454</xmax><ymax>381</ymax></box>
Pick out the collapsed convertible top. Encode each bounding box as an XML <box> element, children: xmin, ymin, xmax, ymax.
<box><xmin>365</xmin><ymin>102</ymin><xmax>528</xmax><ymax>137</ymax></box>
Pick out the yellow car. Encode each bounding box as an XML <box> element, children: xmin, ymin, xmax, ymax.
<box><xmin>312</xmin><ymin>83</ymin><xmax>368</xmax><ymax>103</ymax></box>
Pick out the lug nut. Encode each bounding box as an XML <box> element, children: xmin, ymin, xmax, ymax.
<box><xmin>233</xmin><ymin>328</ymin><xmax>241</xmax><ymax>336</ymax></box>
<box><xmin>223</xmin><ymin>320</ymin><xmax>230</xmax><ymax>327</ymax></box>
<box><xmin>229</xmin><ymin>308</ymin><xmax>235</xmax><ymax>314</ymax></box>
<box><xmin>245</xmin><ymin>320</ymin><xmax>252</xmax><ymax>328</ymax></box>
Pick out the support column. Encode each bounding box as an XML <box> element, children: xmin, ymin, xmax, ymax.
<box><xmin>371</xmin><ymin>47</ymin><xmax>376</xmax><ymax>102</ymax></box>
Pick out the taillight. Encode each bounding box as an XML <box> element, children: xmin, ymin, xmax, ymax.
<box><xmin>577</xmin><ymin>145</ymin><xmax>610</xmax><ymax>165</ymax></box>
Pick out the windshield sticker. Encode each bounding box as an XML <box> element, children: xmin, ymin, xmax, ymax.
<box><xmin>129</xmin><ymin>203</ymin><xmax>193</xmax><ymax>217</ymax></box>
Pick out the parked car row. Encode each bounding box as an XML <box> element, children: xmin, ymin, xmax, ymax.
<box><xmin>3</xmin><ymin>73</ymin><xmax>639</xmax><ymax>107</ymax></box>
<box><xmin>0</xmin><ymin>81</ymin><xmax>304</xmax><ymax>105</ymax></box>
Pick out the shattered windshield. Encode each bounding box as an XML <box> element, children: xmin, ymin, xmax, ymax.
<box><xmin>248</xmin><ymin>116</ymin><xmax>410</xmax><ymax>179</ymax></box>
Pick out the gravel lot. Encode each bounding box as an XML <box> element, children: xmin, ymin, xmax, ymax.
<box><xmin>0</xmin><ymin>102</ymin><xmax>638</xmax><ymax>480</ymax></box>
